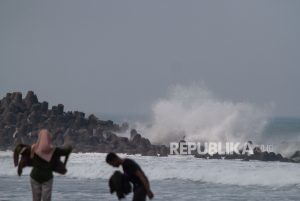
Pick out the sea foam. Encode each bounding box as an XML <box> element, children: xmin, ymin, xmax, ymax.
<box><xmin>1</xmin><ymin>151</ymin><xmax>299</xmax><ymax>188</ymax></box>
<box><xmin>136</xmin><ymin>85</ymin><xmax>271</xmax><ymax>144</ymax></box>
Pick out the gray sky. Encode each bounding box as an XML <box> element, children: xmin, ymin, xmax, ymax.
<box><xmin>1</xmin><ymin>1</ymin><xmax>299</xmax><ymax>117</ymax></box>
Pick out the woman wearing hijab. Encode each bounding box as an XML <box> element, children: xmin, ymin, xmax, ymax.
<box><xmin>30</xmin><ymin>129</ymin><xmax>72</xmax><ymax>201</ymax></box>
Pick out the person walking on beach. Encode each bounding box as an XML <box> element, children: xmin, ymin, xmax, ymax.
<box><xmin>30</xmin><ymin>129</ymin><xmax>72</xmax><ymax>201</ymax></box>
<box><xmin>106</xmin><ymin>152</ymin><xmax>154</xmax><ymax>201</ymax></box>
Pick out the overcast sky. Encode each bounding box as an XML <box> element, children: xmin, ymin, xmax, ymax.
<box><xmin>0</xmin><ymin>1</ymin><xmax>299</xmax><ymax>117</ymax></box>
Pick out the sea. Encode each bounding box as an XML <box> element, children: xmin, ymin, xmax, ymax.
<box><xmin>1</xmin><ymin>152</ymin><xmax>300</xmax><ymax>201</ymax></box>
<box><xmin>0</xmin><ymin>117</ymin><xmax>300</xmax><ymax>201</ymax></box>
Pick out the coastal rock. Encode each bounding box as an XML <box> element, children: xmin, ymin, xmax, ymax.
<box><xmin>24</xmin><ymin>91</ymin><xmax>38</xmax><ymax>109</ymax></box>
<box><xmin>57</xmin><ymin>104</ymin><xmax>64</xmax><ymax>115</ymax></box>
<box><xmin>41</xmin><ymin>101</ymin><xmax>48</xmax><ymax>113</ymax></box>
<box><xmin>12</xmin><ymin>92</ymin><xmax>22</xmax><ymax>104</ymax></box>
<box><xmin>130</xmin><ymin>129</ymin><xmax>138</xmax><ymax>140</ymax></box>
<box><xmin>291</xmin><ymin>151</ymin><xmax>300</xmax><ymax>162</ymax></box>
<box><xmin>4</xmin><ymin>112</ymin><xmax>17</xmax><ymax>125</ymax></box>
<box><xmin>88</xmin><ymin>114</ymin><xmax>98</xmax><ymax>126</ymax></box>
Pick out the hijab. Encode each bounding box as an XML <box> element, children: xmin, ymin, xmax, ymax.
<box><xmin>31</xmin><ymin>129</ymin><xmax>55</xmax><ymax>162</ymax></box>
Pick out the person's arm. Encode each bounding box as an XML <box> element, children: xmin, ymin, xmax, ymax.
<box><xmin>135</xmin><ymin>170</ymin><xmax>154</xmax><ymax>199</ymax></box>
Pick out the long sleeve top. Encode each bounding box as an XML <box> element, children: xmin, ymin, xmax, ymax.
<box><xmin>30</xmin><ymin>147</ymin><xmax>72</xmax><ymax>183</ymax></box>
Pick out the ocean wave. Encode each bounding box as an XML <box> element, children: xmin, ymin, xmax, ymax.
<box><xmin>1</xmin><ymin>152</ymin><xmax>299</xmax><ymax>188</ymax></box>
<box><xmin>136</xmin><ymin>85</ymin><xmax>271</xmax><ymax>144</ymax></box>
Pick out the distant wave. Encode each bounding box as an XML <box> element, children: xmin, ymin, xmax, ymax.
<box><xmin>136</xmin><ymin>85</ymin><xmax>272</xmax><ymax>144</ymax></box>
<box><xmin>1</xmin><ymin>152</ymin><xmax>299</xmax><ymax>188</ymax></box>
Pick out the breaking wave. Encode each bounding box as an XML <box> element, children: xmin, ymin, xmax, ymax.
<box><xmin>1</xmin><ymin>152</ymin><xmax>299</xmax><ymax>188</ymax></box>
<box><xmin>137</xmin><ymin>85</ymin><xmax>272</xmax><ymax>144</ymax></box>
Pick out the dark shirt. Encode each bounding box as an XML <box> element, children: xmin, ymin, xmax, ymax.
<box><xmin>122</xmin><ymin>158</ymin><xmax>147</xmax><ymax>188</ymax></box>
<box><xmin>30</xmin><ymin>147</ymin><xmax>71</xmax><ymax>183</ymax></box>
